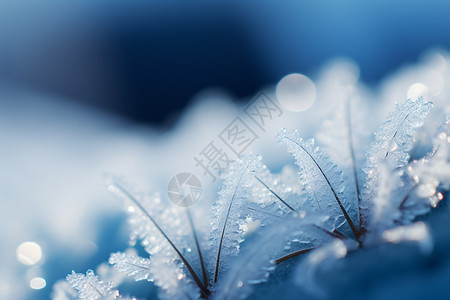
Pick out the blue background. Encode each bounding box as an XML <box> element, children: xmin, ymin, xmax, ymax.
<box><xmin>1</xmin><ymin>0</ymin><xmax>449</xmax><ymax>126</ymax></box>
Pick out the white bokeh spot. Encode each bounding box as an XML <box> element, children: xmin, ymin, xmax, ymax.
<box><xmin>407</xmin><ymin>82</ymin><xmax>429</xmax><ymax>100</ymax></box>
<box><xmin>276</xmin><ymin>73</ymin><xmax>316</xmax><ymax>112</ymax></box>
<box><xmin>16</xmin><ymin>242</ymin><xmax>42</xmax><ymax>266</ymax></box>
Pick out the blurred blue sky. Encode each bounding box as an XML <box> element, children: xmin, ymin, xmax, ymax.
<box><xmin>2</xmin><ymin>1</ymin><xmax>450</xmax><ymax>299</ymax></box>
<box><xmin>1</xmin><ymin>0</ymin><xmax>449</xmax><ymax>124</ymax></box>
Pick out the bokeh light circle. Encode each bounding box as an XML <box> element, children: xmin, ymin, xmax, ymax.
<box><xmin>16</xmin><ymin>242</ymin><xmax>42</xmax><ymax>265</ymax></box>
<box><xmin>407</xmin><ymin>83</ymin><xmax>429</xmax><ymax>100</ymax></box>
<box><xmin>29</xmin><ymin>277</ymin><xmax>46</xmax><ymax>290</ymax></box>
<box><xmin>276</xmin><ymin>73</ymin><xmax>316</xmax><ymax>112</ymax></box>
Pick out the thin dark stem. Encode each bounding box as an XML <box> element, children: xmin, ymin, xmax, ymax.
<box><xmin>214</xmin><ymin>165</ymin><xmax>249</xmax><ymax>283</ymax></box>
<box><xmin>345</xmin><ymin>98</ymin><xmax>363</xmax><ymax>234</ymax></box>
<box><xmin>333</xmin><ymin>229</ymin><xmax>347</xmax><ymax>239</ymax></box>
<box><xmin>399</xmin><ymin>184</ymin><xmax>418</xmax><ymax>209</ymax></box>
<box><xmin>185</xmin><ymin>209</ymin><xmax>208</xmax><ymax>289</ymax></box>
<box><xmin>254</xmin><ymin>176</ymin><xmax>349</xmax><ymax>238</ymax></box>
<box><xmin>254</xmin><ymin>175</ymin><xmax>296</xmax><ymax>212</ymax></box>
<box><xmin>275</xmin><ymin>248</ymin><xmax>315</xmax><ymax>264</ymax></box>
<box><xmin>122</xmin><ymin>261</ymin><xmax>150</xmax><ymax>270</ymax></box>
<box><xmin>89</xmin><ymin>282</ymin><xmax>103</xmax><ymax>297</ymax></box>
<box><xmin>431</xmin><ymin>145</ymin><xmax>440</xmax><ymax>156</ymax></box>
<box><xmin>282</xmin><ymin>137</ymin><xmax>360</xmax><ymax>240</ymax></box>
<box><xmin>110</xmin><ymin>181</ymin><xmax>209</xmax><ymax>296</ymax></box>
<box><xmin>385</xmin><ymin>112</ymin><xmax>412</xmax><ymax>159</ymax></box>
<box><xmin>313</xmin><ymin>225</ymin><xmax>346</xmax><ymax>240</ymax></box>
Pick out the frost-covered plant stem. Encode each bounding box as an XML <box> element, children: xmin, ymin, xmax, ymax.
<box><xmin>344</xmin><ymin>98</ymin><xmax>364</xmax><ymax>236</ymax></box>
<box><xmin>213</xmin><ymin>164</ymin><xmax>249</xmax><ymax>283</ymax></box>
<box><xmin>254</xmin><ymin>175</ymin><xmax>296</xmax><ymax>212</ymax></box>
<box><xmin>275</xmin><ymin>248</ymin><xmax>315</xmax><ymax>264</ymax></box>
<box><xmin>279</xmin><ymin>136</ymin><xmax>361</xmax><ymax>241</ymax></box>
<box><xmin>111</xmin><ymin>180</ymin><xmax>210</xmax><ymax>297</ymax></box>
<box><xmin>185</xmin><ymin>209</ymin><xmax>209</xmax><ymax>290</ymax></box>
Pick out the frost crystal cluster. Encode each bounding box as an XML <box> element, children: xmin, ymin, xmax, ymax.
<box><xmin>53</xmin><ymin>55</ymin><xmax>450</xmax><ymax>300</ymax></box>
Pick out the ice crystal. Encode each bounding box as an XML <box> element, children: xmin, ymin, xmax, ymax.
<box><xmin>104</xmin><ymin>176</ymin><xmax>205</xmax><ymax>299</ymax></box>
<box><xmin>361</xmin><ymin>97</ymin><xmax>433</xmax><ymax>233</ymax></box>
<box><xmin>209</xmin><ymin>154</ymin><xmax>304</xmax><ymax>283</ymax></box>
<box><xmin>66</xmin><ymin>270</ymin><xmax>119</xmax><ymax>300</ymax></box>
<box><xmin>209</xmin><ymin>155</ymin><xmax>264</xmax><ymax>282</ymax></box>
<box><xmin>109</xmin><ymin>252</ymin><xmax>152</xmax><ymax>282</ymax></box>
<box><xmin>405</xmin><ymin>117</ymin><xmax>450</xmax><ymax>214</ymax></box>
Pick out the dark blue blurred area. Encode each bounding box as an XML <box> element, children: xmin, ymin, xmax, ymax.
<box><xmin>0</xmin><ymin>0</ymin><xmax>449</xmax><ymax>125</ymax></box>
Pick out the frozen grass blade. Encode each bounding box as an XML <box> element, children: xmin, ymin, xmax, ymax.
<box><xmin>185</xmin><ymin>208</ymin><xmax>209</xmax><ymax>290</ymax></box>
<box><xmin>280</xmin><ymin>135</ymin><xmax>360</xmax><ymax>240</ymax></box>
<box><xmin>384</xmin><ymin>112</ymin><xmax>413</xmax><ymax>159</ymax></box>
<box><xmin>345</xmin><ymin>99</ymin><xmax>364</xmax><ymax>233</ymax></box>
<box><xmin>108</xmin><ymin>180</ymin><xmax>209</xmax><ymax>296</ymax></box>
<box><xmin>398</xmin><ymin>184</ymin><xmax>418</xmax><ymax>210</ymax></box>
<box><xmin>214</xmin><ymin>165</ymin><xmax>249</xmax><ymax>283</ymax></box>
<box><xmin>255</xmin><ymin>175</ymin><xmax>348</xmax><ymax>238</ymax></box>
<box><xmin>254</xmin><ymin>175</ymin><xmax>296</xmax><ymax>212</ymax></box>
<box><xmin>275</xmin><ymin>248</ymin><xmax>315</xmax><ymax>264</ymax></box>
